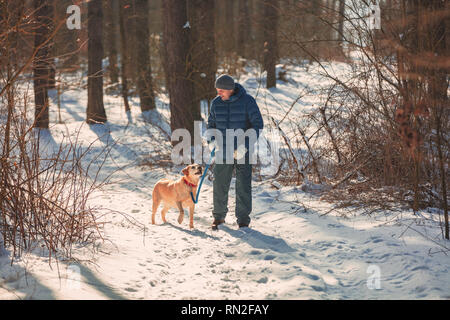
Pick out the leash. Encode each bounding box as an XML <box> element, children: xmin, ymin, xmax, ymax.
<box><xmin>190</xmin><ymin>147</ymin><xmax>215</xmax><ymax>204</ymax></box>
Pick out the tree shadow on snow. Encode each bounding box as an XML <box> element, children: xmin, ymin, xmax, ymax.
<box><xmin>88</xmin><ymin>123</ymin><xmax>140</xmax><ymax>178</ymax></box>
<box><xmin>70</xmin><ymin>262</ymin><xmax>128</xmax><ymax>300</ymax></box>
<box><xmin>0</xmin><ymin>256</ymin><xmax>56</xmax><ymax>300</ymax></box>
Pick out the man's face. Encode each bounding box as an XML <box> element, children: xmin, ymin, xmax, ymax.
<box><xmin>216</xmin><ymin>88</ymin><xmax>233</xmax><ymax>101</ymax></box>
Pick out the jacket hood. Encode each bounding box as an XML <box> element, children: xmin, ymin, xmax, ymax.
<box><xmin>225</xmin><ymin>83</ymin><xmax>246</xmax><ymax>103</ymax></box>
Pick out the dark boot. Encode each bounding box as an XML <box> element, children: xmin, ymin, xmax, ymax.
<box><xmin>211</xmin><ymin>219</ymin><xmax>225</xmax><ymax>231</ymax></box>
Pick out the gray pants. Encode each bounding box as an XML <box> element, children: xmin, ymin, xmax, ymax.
<box><xmin>212</xmin><ymin>162</ymin><xmax>252</xmax><ymax>226</ymax></box>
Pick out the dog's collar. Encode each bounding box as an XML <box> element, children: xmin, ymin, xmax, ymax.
<box><xmin>183</xmin><ymin>177</ymin><xmax>197</xmax><ymax>188</ymax></box>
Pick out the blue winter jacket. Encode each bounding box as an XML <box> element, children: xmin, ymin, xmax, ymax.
<box><xmin>207</xmin><ymin>83</ymin><xmax>264</xmax><ymax>161</ymax></box>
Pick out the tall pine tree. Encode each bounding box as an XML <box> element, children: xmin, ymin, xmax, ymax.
<box><xmin>33</xmin><ymin>0</ymin><xmax>52</xmax><ymax>128</ymax></box>
<box><xmin>263</xmin><ymin>0</ymin><xmax>279</xmax><ymax>88</ymax></box>
<box><xmin>87</xmin><ymin>0</ymin><xmax>107</xmax><ymax>124</ymax></box>
<box><xmin>188</xmin><ymin>0</ymin><xmax>216</xmax><ymax>115</ymax></box>
<box><xmin>136</xmin><ymin>0</ymin><xmax>156</xmax><ymax>112</ymax></box>
<box><xmin>162</xmin><ymin>0</ymin><xmax>197</xmax><ymax>141</ymax></box>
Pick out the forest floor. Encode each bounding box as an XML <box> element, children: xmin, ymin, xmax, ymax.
<box><xmin>1</xmin><ymin>63</ymin><xmax>449</xmax><ymax>299</ymax></box>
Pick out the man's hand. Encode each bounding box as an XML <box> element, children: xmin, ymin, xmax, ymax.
<box><xmin>234</xmin><ymin>145</ymin><xmax>247</xmax><ymax>160</ymax></box>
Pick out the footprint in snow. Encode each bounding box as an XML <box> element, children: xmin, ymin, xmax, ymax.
<box><xmin>365</xmin><ymin>236</ymin><xmax>383</xmax><ymax>244</ymax></box>
<box><xmin>327</xmin><ymin>223</ymin><xmax>342</xmax><ymax>229</ymax></box>
<box><xmin>256</xmin><ymin>277</ymin><xmax>268</xmax><ymax>284</ymax></box>
<box><xmin>224</xmin><ymin>252</ymin><xmax>236</xmax><ymax>258</ymax></box>
<box><xmin>411</xmin><ymin>265</ymin><xmax>430</xmax><ymax>272</ymax></box>
<box><xmin>305</xmin><ymin>273</ymin><xmax>320</xmax><ymax>281</ymax></box>
<box><xmin>258</xmin><ymin>191</ymin><xmax>272</xmax><ymax>197</ymax></box>
<box><xmin>310</xmin><ymin>285</ymin><xmax>325</xmax><ymax>292</ymax></box>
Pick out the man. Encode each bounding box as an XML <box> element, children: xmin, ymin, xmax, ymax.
<box><xmin>207</xmin><ymin>74</ymin><xmax>264</xmax><ymax>230</ymax></box>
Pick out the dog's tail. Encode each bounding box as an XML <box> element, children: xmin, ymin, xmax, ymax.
<box><xmin>151</xmin><ymin>185</ymin><xmax>161</xmax><ymax>223</ymax></box>
<box><xmin>152</xmin><ymin>185</ymin><xmax>161</xmax><ymax>210</ymax></box>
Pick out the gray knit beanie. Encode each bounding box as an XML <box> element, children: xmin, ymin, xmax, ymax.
<box><xmin>215</xmin><ymin>74</ymin><xmax>235</xmax><ymax>90</ymax></box>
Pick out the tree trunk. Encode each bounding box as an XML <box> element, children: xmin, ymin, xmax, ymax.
<box><xmin>55</xmin><ymin>0</ymin><xmax>79</xmax><ymax>69</ymax></box>
<box><xmin>47</xmin><ymin>0</ymin><xmax>55</xmax><ymax>90</ymax></box>
<box><xmin>87</xmin><ymin>0</ymin><xmax>107</xmax><ymax>124</ymax></box>
<box><xmin>263</xmin><ymin>0</ymin><xmax>279</xmax><ymax>88</ymax></box>
<box><xmin>247</xmin><ymin>0</ymin><xmax>257</xmax><ymax>60</ymax></box>
<box><xmin>136</xmin><ymin>0</ymin><xmax>156</xmax><ymax>112</ymax></box>
<box><xmin>337</xmin><ymin>0</ymin><xmax>345</xmax><ymax>44</ymax></box>
<box><xmin>427</xmin><ymin>0</ymin><xmax>448</xmax><ymax>239</ymax></box>
<box><xmin>237</xmin><ymin>0</ymin><xmax>251</xmax><ymax>58</ymax></box>
<box><xmin>224</xmin><ymin>0</ymin><xmax>235</xmax><ymax>56</ymax></box>
<box><xmin>104</xmin><ymin>0</ymin><xmax>119</xmax><ymax>84</ymax></box>
<box><xmin>128</xmin><ymin>0</ymin><xmax>138</xmax><ymax>88</ymax></box>
<box><xmin>3</xmin><ymin>0</ymin><xmax>25</xmax><ymax>73</ymax></box>
<box><xmin>33</xmin><ymin>0</ymin><xmax>52</xmax><ymax>129</ymax></box>
<box><xmin>162</xmin><ymin>0</ymin><xmax>197</xmax><ymax>141</ymax></box>
<box><xmin>118</xmin><ymin>0</ymin><xmax>131</xmax><ymax>113</ymax></box>
<box><xmin>188</xmin><ymin>0</ymin><xmax>216</xmax><ymax>116</ymax></box>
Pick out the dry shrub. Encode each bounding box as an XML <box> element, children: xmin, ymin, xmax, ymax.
<box><xmin>0</xmin><ymin>93</ymin><xmax>109</xmax><ymax>262</ymax></box>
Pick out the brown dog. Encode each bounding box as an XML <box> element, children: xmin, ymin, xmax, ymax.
<box><xmin>151</xmin><ymin>164</ymin><xmax>202</xmax><ymax>229</ymax></box>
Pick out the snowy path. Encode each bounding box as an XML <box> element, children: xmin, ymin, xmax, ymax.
<box><xmin>4</xmin><ymin>156</ymin><xmax>449</xmax><ymax>299</ymax></box>
<box><xmin>73</xmin><ymin>172</ymin><xmax>448</xmax><ymax>300</ymax></box>
<box><xmin>1</xmin><ymin>72</ymin><xmax>449</xmax><ymax>300</ymax></box>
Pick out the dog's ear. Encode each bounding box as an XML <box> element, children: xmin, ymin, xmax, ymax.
<box><xmin>182</xmin><ymin>166</ymin><xmax>190</xmax><ymax>176</ymax></box>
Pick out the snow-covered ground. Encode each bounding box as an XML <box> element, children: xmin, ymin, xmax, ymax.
<box><xmin>1</xmin><ymin>64</ymin><xmax>449</xmax><ymax>300</ymax></box>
